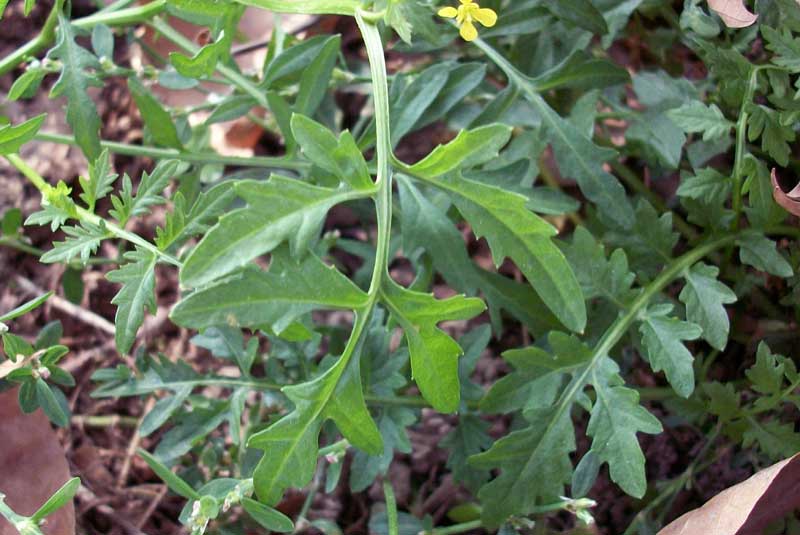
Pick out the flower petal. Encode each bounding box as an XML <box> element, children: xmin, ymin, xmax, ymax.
<box><xmin>460</xmin><ymin>20</ymin><xmax>478</xmax><ymax>41</ymax></box>
<box><xmin>438</xmin><ymin>6</ymin><xmax>458</xmax><ymax>18</ymax></box>
<box><xmin>472</xmin><ymin>7</ymin><xmax>497</xmax><ymax>27</ymax></box>
<box><xmin>459</xmin><ymin>0</ymin><xmax>473</xmax><ymax>4</ymax></box>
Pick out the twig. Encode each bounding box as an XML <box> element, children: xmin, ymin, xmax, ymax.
<box><xmin>136</xmin><ymin>485</ymin><xmax>167</xmax><ymax>529</ymax></box>
<box><xmin>116</xmin><ymin>396</ymin><xmax>157</xmax><ymax>488</ymax></box>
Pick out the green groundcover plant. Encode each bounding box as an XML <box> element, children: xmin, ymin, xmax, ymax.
<box><xmin>1</xmin><ymin>0</ymin><xmax>800</xmax><ymax>533</ymax></box>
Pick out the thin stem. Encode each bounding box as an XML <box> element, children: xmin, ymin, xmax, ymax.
<box><xmin>731</xmin><ymin>68</ymin><xmax>760</xmax><ymax>230</ymax></box>
<box><xmin>383</xmin><ymin>479</ymin><xmax>399</xmax><ymax>535</ymax></box>
<box><xmin>428</xmin><ymin>520</ymin><xmax>482</xmax><ymax>535</ymax></box>
<box><xmin>0</xmin><ymin>0</ymin><xmax>167</xmax><ymax>76</ymax></box>
<box><xmin>34</xmin><ymin>132</ymin><xmax>309</xmax><ymax>171</ymax></box>
<box><xmin>5</xmin><ymin>154</ymin><xmax>181</xmax><ymax>267</ymax></box>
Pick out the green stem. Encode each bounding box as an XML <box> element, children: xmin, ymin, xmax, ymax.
<box><xmin>0</xmin><ymin>0</ymin><xmax>167</xmax><ymax>76</ymax></box>
<box><xmin>427</xmin><ymin>520</ymin><xmax>482</xmax><ymax>535</ymax></box>
<box><xmin>731</xmin><ymin>68</ymin><xmax>760</xmax><ymax>230</ymax></box>
<box><xmin>5</xmin><ymin>154</ymin><xmax>181</xmax><ymax>267</ymax></box>
<box><xmin>34</xmin><ymin>132</ymin><xmax>309</xmax><ymax>171</ymax></box>
<box><xmin>383</xmin><ymin>479</ymin><xmax>399</xmax><ymax>535</ymax></box>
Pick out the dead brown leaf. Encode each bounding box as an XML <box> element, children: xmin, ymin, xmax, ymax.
<box><xmin>658</xmin><ymin>454</ymin><xmax>800</xmax><ymax>535</ymax></box>
<box><xmin>707</xmin><ymin>0</ymin><xmax>759</xmax><ymax>27</ymax></box>
<box><xmin>771</xmin><ymin>168</ymin><xmax>800</xmax><ymax>216</ymax></box>
<box><xmin>0</xmin><ymin>389</ymin><xmax>75</xmax><ymax>535</ymax></box>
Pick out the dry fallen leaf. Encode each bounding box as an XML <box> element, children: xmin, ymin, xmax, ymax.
<box><xmin>0</xmin><ymin>388</ymin><xmax>75</xmax><ymax>535</ymax></box>
<box><xmin>771</xmin><ymin>168</ymin><xmax>800</xmax><ymax>216</ymax></box>
<box><xmin>659</xmin><ymin>454</ymin><xmax>800</xmax><ymax>535</ymax></box>
<box><xmin>707</xmin><ymin>0</ymin><xmax>759</xmax><ymax>27</ymax></box>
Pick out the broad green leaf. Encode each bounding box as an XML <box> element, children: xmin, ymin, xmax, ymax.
<box><xmin>419</xmin><ymin>172</ymin><xmax>586</xmax><ymax>332</ymax></box>
<box><xmin>679</xmin><ymin>263</ymin><xmax>737</xmax><ymax>350</ymax></box>
<box><xmin>47</xmin><ymin>15</ymin><xmax>102</xmax><ymax>161</ymax></box>
<box><xmin>469</xmin><ymin>406</ymin><xmax>575</xmax><ymax>526</ymax></box>
<box><xmin>79</xmin><ymin>149</ymin><xmax>118</xmax><ymax>212</ymax></box>
<box><xmin>605</xmin><ymin>200</ymin><xmax>679</xmax><ymax>277</ymax></box>
<box><xmin>291</xmin><ymin>114</ymin><xmax>374</xmax><ymax>191</ymax></box>
<box><xmin>677</xmin><ymin>168</ymin><xmax>731</xmax><ymax>203</ymax></box>
<box><xmin>40</xmin><ymin>222</ymin><xmax>107</xmax><ymax>264</ymax></box>
<box><xmin>172</xmin><ymin>251</ymin><xmax>368</xmax><ymax>332</ymax></box>
<box><xmin>587</xmin><ymin>357</ymin><xmax>662</xmax><ymax>497</ymax></box>
<box><xmin>234</xmin><ymin>0</ymin><xmax>359</xmax><ymax>15</ymax></box>
<box><xmin>263</xmin><ymin>34</ymin><xmax>336</xmax><ymax>87</ymax></box>
<box><xmin>561</xmin><ymin>227</ymin><xmax>635</xmax><ymax>307</ymax></box>
<box><xmin>667</xmin><ymin>101</ymin><xmax>734</xmax><ymax>141</ymax></box>
<box><xmin>545</xmin><ymin>0</ymin><xmax>608</xmax><ymax>34</ymax></box>
<box><xmin>180</xmin><ymin>176</ymin><xmax>369</xmax><ymax>287</ymax></box>
<box><xmin>249</xmin><ymin>346</ymin><xmax>381</xmax><ymax>503</ymax></box>
<box><xmin>415</xmin><ymin>63</ymin><xmax>485</xmax><ymax>130</ymax></box>
<box><xmin>407</xmin><ymin>124</ymin><xmax>512</xmax><ymax>179</ymax></box>
<box><xmin>169</xmin><ymin>32</ymin><xmax>225</xmax><ymax>78</ymax></box>
<box><xmin>138</xmin><ymin>449</ymin><xmax>201</xmax><ymax>499</ymax></box>
<box><xmin>107</xmin><ymin>248</ymin><xmax>157</xmax><ymax>354</ymax></box>
<box><xmin>35</xmin><ymin>378</ymin><xmax>68</xmax><ymax>427</ymax></box>
<box><xmin>242</xmin><ymin>498</ymin><xmax>294</xmax><ymax>532</ymax></box>
<box><xmin>8</xmin><ymin>67</ymin><xmax>47</xmax><ymax>100</ymax></box>
<box><xmin>128</xmin><ymin>77</ymin><xmax>183</xmax><ymax>149</ymax></box>
<box><xmin>380</xmin><ymin>280</ymin><xmax>484</xmax><ymax>412</ymax></box>
<box><xmin>737</xmin><ymin>232</ymin><xmax>793</xmax><ymax>277</ymax></box>
<box><xmin>30</xmin><ymin>477</ymin><xmax>81</xmax><ymax>523</ymax></box>
<box><xmin>0</xmin><ymin>114</ymin><xmax>46</xmax><ymax>155</ymax></box>
<box><xmin>638</xmin><ymin>304</ymin><xmax>703</xmax><ymax>398</ymax></box>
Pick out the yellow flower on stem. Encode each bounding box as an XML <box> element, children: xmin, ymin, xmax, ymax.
<box><xmin>437</xmin><ymin>0</ymin><xmax>498</xmax><ymax>42</ymax></box>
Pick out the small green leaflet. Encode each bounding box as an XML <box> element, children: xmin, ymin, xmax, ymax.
<box><xmin>746</xmin><ymin>342</ymin><xmax>788</xmax><ymax>396</ymax></box>
<box><xmin>667</xmin><ymin>101</ymin><xmax>733</xmax><ymax>141</ymax></box>
<box><xmin>380</xmin><ymin>280</ymin><xmax>484</xmax><ymax>413</ymax></box>
<box><xmin>677</xmin><ymin>168</ymin><xmax>730</xmax><ymax>203</ymax></box>
<box><xmin>248</xmin><ymin>340</ymin><xmax>382</xmax><ymax>504</ymax></box>
<box><xmin>40</xmin><ymin>222</ymin><xmax>107</xmax><ymax>265</ymax></box>
<box><xmin>180</xmin><ymin>176</ymin><xmax>371</xmax><ymax>288</ymax></box>
<box><xmin>417</xmin><ymin>172</ymin><xmax>585</xmax><ymax>333</ymax></box>
<box><xmin>169</xmin><ymin>31</ymin><xmax>225</xmax><ymax>78</ymax></box>
<box><xmin>30</xmin><ymin>477</ymin><xmax>81</xmax><ymax>523</ymax></box>
<box><xmin>107</xmin><ymin>248</ymin><xmax>157</xmax><ymax>354</ymax></box>
<box><xmin>110</xmin><ymin>160</ymin><xmax>180</xmax><ymax>225</ymax></box>
<box><xmin>761</xmin><ymin>26</ymin><xmax>800</xmax><ymax>72</ymax></box>
<box><xmin>747</xmin><ymin>104</ymin><xmax>795</xmax><ymax>167</ymax></box>
<box><xmin>171</xmin><ymin>251</ymin><xmax>368</xmax><ymax>332</ymax></box>
<box><xmin>638</xmin><ymin>304</ymin><xmax>702</xmax><ymax>398</ymax></box>
<box><xmin>737</xmin><ymin>232</ymin><xmax>793</xmax><ymax>277</ymax></box>
<box><xmin>291</xmin><ymin>114</ymin><xmax>374</xmax><ymax>191</ymax></box>
<box><xmin>587</xmin><ymin>357</ymin><xmax>662</xmax><ymax>498</ymax></box>
<box><xmin>242</xmin><ymin>498</ymin><xmax>294</xmax><ymax>533</ymax></box>
<box><xmin>79</xmin><ymin>149</ymin><xmax>118</xmax><ymax>212</ymax></box>
<box><xmin>128</xmin><ymin>77</ymin><xmax>183</xmax><ymax>149</ymax></box>
<box><xmin>0</xmin><ymin>114</ymin><xmax>46</xmax><ymax>155</ymax></box>
<box><xmin>679</xmin><ymin>263</ymin><xmax>737</xmax><ymax>350</ymax></box>
<box><xmin>47</xmin><ymin>14</ymin><xmax>102</xmax><ymax>161</ymax></box>
<box><xmin>407</xmin><ymin>124</ymin><xmax>512</xmax><ymax>179</ymax></box>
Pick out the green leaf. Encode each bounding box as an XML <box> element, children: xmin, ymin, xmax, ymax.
<box><xmin>677</xmin><ymin>168</ymin><xmax>731</xmax><ymax>203</ymax></box>
<box><xmin>106</xmin><ymin>248</ymin><xmax>157</xmax><ymax>354</ymax></box>
<box><xmin>35</xmin><ymin>378</ymin><xmax>69</xmax><ymax>427</ymax></box>
<box><xmin>545</xmin><ymin>0</ymin><xmax>608</xmax><ymax>34</ymax></box>
<box><xmin>0</xmin><ymin>292</ymin><xmax>52</xmax><ymax>323</ymax></box>
<box><xmin>30</xmin><ymin>477</ymin><xmax>81</xmax><ymax>523</ymax></box>
<box><xmin>291</xmin><ymin>114</ymin><xmax>374</xmax><ymax>191</ymax></box>
<box><xmin>47</xmin><ymin>15</ymin><xmax>102</xmax><ymax>161</ymax></box>
<box><xmin>743</xmin><ymin>419</ymin><xmax>800</xmax><ymax>460</ymax></box>
<box><xmin>737</xmin><ymin>232</ymin><xmax>793</xmax><ymax>277</ymax></box>
<box><xmin>390</xmin><ymin>64</ymin><xmax>450</xmax><ymax>145</ymax></box>
<box><xmin>79</xmin><ymin>149</ymin><xmax>118</xmax><ymax>212</ymax></box>
<box><xmin>294</xmin><ymin>35</ymin><xmax>340</xmax><ymax>116</ymax></box>
<box><xmin>407</xmin><ymin>124</ymin><xmax>512</xmax><ymax>179</ymax></box>
<box><xmin>587</xmin><ymin>357</ymin><xmax>662</xmax><ymax>498</ymax></box>
<box><xmin>529</xmin><ymin>52</ymin><xmax>629</xmax><ymax>92</ymax></box>
<box><xmin>128</xmin><ymin>77</ymin><xmax>183</xmax><ymax>149</ymax></box>
<box><xmin>0</xmin><ymin>114</ymin><xmax>46</xmax><ymax>155</ymax></box>
<box><xmin>138</xmin><ymin>448</ymin><xmax>201</xmax><ymax>499</ymax></box>
<box><xmin>242</xmin><ymin>498</ymin><xmax>294</xmax><ymax>532</ymax></box>
<box><xmin>627</xmin><ymin>111</ymin><xmax>686</xmax><ymax>169</ymax></box>
<box><xmin>110</xmin><ymin>160</ymin><xmax>180</xmax><ymax>225</ymax></box>
<box><xmin>180</xmin><ymin>176</ymin><xmax>370</xmax><ymax>287</ymax></box>
<box><xmin>605</xmin><ymin>199</ymin><xmax>679</xmax><ymax>277</ymax></box>
<box><xmin>91</xmin><ymin>24</ymin><xmax>114</xmax><ymax>59</ymax></box>
<box><xmin>171</xmin><ymin>251</ymin><xmax>368</xmax><ymax>332</ymax></box>
<box><xmin>747</xmin><ymin>104</ymin><xmax>794</xmax><ymax>167</ymax></box>
<box><xmin>234</xmin><ymin>0</ymin><xmax>359</xmax><ymax>15</ymax></box>
<box><xmin>638</xmin><ymin>304</ymin><xmax>703</xmax><ymax>398</ymax></box>
<box><xmin>380</xmin><ymin>280</ymin><xmax>484</xmax><ymax>412</ymax></box>
<box><xmin>762</xmin><ymin>26</ymin><xmax>800</xmax><ymax>71</ymax></box>
<box><xmin>667</xmin><ymin>101</ymin><xmax>733</xmax><ymax>141</ymax></box>
<box><xmin>561</xmin><ymin>227</ymin><xmax>635</xmax><ymax>307</ymax></box>
<box><xmin>249</xmin><ymin>346</ymin><xmax>381</xmax><ymax>504</ymax></box>
<box><xmin>679</xmin><ymin>263</ymin><xmax>737</xmax><ymax>350</ymax></box>
<box><xmin>172</xmin><ymin>181</ymin><xmax>236</xmax><ymax>247</ymax></box>
<box><xmin>441</xmin><ymin>414</ymin><xmax>492</xmax><ymax>492</ymax></box>
<box><xmin>169</xmin><ymin>32</ymin><xmax>225</xmax><ymax>78</ymax></box>
<box><xmin>40</xmin><ymin>222</ymin><xmax>107</xmax><ymax>264</ymax></box>
<box><xmin>8</xmin><ymin>67</ymin><xmax>47</xmax><ymax>100</ymax></box>
<box><xmin>418</xmin><ymin>172</ymin><xmax>586</xmax><ymax>332</ymax></box>
<box><xmin>746</xmin><ymin>342</ymin><xmax>786</xmax><ymax>395</ymax></box>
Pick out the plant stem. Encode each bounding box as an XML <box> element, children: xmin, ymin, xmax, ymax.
<box><xmin>428</xmin><ymin>520</ymin><xmax>482</xmax><ymax>535</ymax></box>
<box><xmin>34</xmin><ymin>132</ymin><xmax>309</xmax><ymax>171</ymax></box>
<box><xmin>730</xmin><ymin>68</ymin><xmax>760</xmax><ymax>230</ymax></box>
<box><xmin>0</xmin><ymin>0</ymin><xmax>167</xmax><ymax>76</ymax></box>
<box><xmin>5</xmin><ymin>154</ymin><xmax>181</xmax><ymax>267</ymax></box>
<box><xmin>383</xmin><ymin>479</ymin><xmax>399</xmax><ymax>535</ymax></box>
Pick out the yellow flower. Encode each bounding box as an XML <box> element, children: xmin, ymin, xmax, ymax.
<box><xmin>437</xmin><ymin>0</ymin><xmax>497</xmax><ymax>42</ymax></box>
